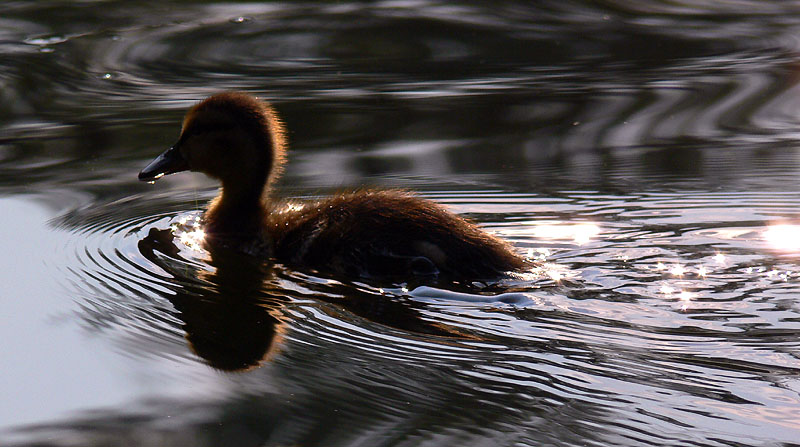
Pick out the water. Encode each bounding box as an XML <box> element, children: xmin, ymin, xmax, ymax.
<box><xmin>2</xmin><ymin>1</ymin><xmax>800</xmax><ymax>446</ymax></box>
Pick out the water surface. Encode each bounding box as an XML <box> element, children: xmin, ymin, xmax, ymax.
<box><xmin>2</xmin><ymin>1</ymin><xmax>800</xmax><ymax>446</ymax></box>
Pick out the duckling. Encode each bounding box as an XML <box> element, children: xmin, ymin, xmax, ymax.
<box><xmin>139</xmin><ymin>92</ymin><xmax>527</xmax><ymax>281</ymax></box>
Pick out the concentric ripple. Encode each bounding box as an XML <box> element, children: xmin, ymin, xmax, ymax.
<box><xmin>21</xmin><ymin>186</ymin><xmax>798</xmax><ymax>447</ymax></box>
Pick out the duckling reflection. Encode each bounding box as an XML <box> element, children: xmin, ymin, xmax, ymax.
<box><xmin>138</xmin><ymin>227</ymin><xmax>479</xmax><ymax>371</ymax></box>
<box><xmin>138</xmin><ymin>227</ymin><xmax>283</xmax><ymax>371</ymax></box>
<box><xmin>139</xmin><ymin>92</ymin><xmax>528</xmax><ymax>283</ymax></box>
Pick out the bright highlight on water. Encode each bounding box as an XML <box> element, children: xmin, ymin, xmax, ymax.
<box><xmin>765</xmin><ymin>224</ymin><xmax>800</xmax><ymax>251</ymax></box>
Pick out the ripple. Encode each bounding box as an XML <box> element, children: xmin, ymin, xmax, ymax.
<box><xmin>3</xmin><ymin>1</ymin><xmax>800</xmax><ymax>204</ymax></box>
<box><xmin>48</xmin><ymin>197</ymin><xmax>212</xmax><ymax>363</ymax></box>
<box><xmin>4</xmin><ymin>1</ymin><xmax>800</xmax><ymax>133</ymax></box>
<box><xmin>3</xmin><ymin>182</ymin><xmax>799</xmax><ymax>447</ymax></box>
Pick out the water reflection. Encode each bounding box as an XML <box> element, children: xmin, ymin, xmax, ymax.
<box><xmin>6</xmin><ymin>190</ymin><xmax>800</xmax><ymax>446</ymax></box>
<box><xmin>136</xmin><ymin>219</ymin><xmax>480</xmax><ymax>371</ymax></box>
<box><xmin>138</xmin><ymin>227</ymin><xmax>283</xmax><ymax>371</ymax></box>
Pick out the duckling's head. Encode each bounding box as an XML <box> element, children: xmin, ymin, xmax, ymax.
<box><xmin>139</xmin><ymin>92</ymin><xmax>286</xmax><ymax>190</ymax></box>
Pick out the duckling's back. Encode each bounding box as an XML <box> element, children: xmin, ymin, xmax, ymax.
<box><xmin>269</xmin><ymin>190</ymin><xmax>526</xmax><ymax>281</ymax></box>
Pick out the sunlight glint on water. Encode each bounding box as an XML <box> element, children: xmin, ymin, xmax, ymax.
<box><xmin>525</xmin><ymin>222</ymin><xmax>602</xmax><ymax>245</ymax></box>
<box><xmin>172</xmin><ymin>216</ymin><xmax>206</xmax><ymax>252</ymax></box>
<box><xmin>765</xmin><ymin>224</ymin><xmax>800</xmax><ymax>251</ymax></box>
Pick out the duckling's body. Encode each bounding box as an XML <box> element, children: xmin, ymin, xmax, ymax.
<box><xmin>269</xmin><ymin>190</ymin><xmax>523</xmax><ymax>278</ymax></box>
<box><xmin>140</xmin><ymin>92</ymin><xmax>527</xmax><ymax>281</ymax></box>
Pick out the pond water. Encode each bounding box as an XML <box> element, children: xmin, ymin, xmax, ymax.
<box><xmin>2</xmin><ymin>1</ymin><xmax>800</xmax><ymax>446</ymax></box>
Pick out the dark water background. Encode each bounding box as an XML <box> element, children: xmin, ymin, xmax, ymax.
<box><xmin>2</xmin><ymin>1</ymin><xmax>800</xmax><ymax>446</ymax></box>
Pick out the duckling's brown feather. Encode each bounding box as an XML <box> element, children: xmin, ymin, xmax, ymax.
<box><xmin>268</xmin><ymin>190</ymin><xmax>525</xmax><ymax>279</ymax></box>
<box><xmin>185</xmin><ymin>92</ymin><xmax>286</xmax><ymax>188</ymax></box>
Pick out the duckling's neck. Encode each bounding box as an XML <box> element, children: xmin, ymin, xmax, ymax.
<box><xmin>204</xmin><ymin>178</ymin><xmax>269</xmax><ymax>239</ymax></box>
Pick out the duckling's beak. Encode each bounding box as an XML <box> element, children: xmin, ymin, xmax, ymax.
<box><xmin>138</xmin><ymin>146</ymin><xmax>189</xmax><ymax>182</ymax></box>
